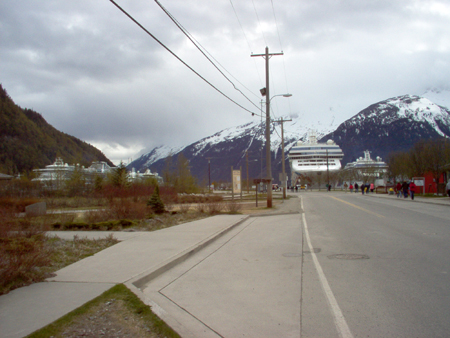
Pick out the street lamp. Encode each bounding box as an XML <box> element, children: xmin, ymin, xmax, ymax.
<box><xmin>263</xmin><ymin>92</ymin><xmax>292</xmax><ymax>208</ymax></box>
<box><xmin>272</xmin><ymin>93</ymin><xmax>292</xmax><ymax>99</ymax></box>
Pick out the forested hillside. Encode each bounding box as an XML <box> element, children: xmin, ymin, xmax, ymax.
<box><xmin>0</xmin><ymin>84</ymin><xmax>113</xmax><ymax>174</ymax></box>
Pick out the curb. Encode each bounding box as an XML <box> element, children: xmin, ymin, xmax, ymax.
<box><xmin>129</xmin><ymin>215</ymin><xmax>250</xmax><ymax>290</ymax></box>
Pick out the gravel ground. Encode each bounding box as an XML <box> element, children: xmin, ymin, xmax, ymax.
<box><xmin>58</xmin><ymin>298</ymin><xmax>161</xmax><ymax>338</ymax></box>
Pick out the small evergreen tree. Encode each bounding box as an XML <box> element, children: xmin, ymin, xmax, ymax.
<box><xmin>94</xmin><ymin>174</ymin><xmax>104</xmax><ymax>192</ymax></box>
<box><xmin>109</xmin><ymin>162</ymin><xmax>130</xmax><ymax>188</ymax></box>
<box><xmin>65</xmin><ymin>165</ymin><xmax>86</xmax><ymax>196</ymax></box>
<box><xmin>147</xmin><ymin>184</ymin><xmax>165</xmax><ymax>214</ymax></box>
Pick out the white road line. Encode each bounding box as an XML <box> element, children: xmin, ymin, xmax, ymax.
<box><xmin>301</xmin><ymin>204</ymin><xmax>354</xmax><ymax>338</ymax></box>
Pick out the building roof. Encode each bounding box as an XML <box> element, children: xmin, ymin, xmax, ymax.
<box><xmin>0</xmin><ymin>173</ymin><xmax>13</xmax><ymax>180</ymax></box>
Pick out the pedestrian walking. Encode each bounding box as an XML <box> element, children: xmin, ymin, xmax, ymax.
<box><xmin>402</xmin><ymin>182</ymin><xmax>408</xmax><ymax>198</ymax></box>
<box><xmin>370</xmin><ymin>183</ymin><xmax>374</xmax><ymax>193</ymax></box>
<box><xmin>355</xmin><ymin>182</ymin><xmax>359</xmax><ymax>193</ymax></box>
<box><xmin>396</xmin><ymin>182</ymin><xmax>402</xmax><ymax>198</ymax></box>
<box><xmin>409</xmin><ymin>180</ymin><xmax>417</xmax><ymax>200</ymax></box>
<box><xmin>361</xmin><ymin>183</ymin><xmax>365</xmax><ymax>195</ymax></box>
<box><xmin>447</xmin><ymin>180</ymin><xmax>450</xmax><ymax>198</ymax></box>
<box><xmin>349</xmin><ymin>183</ymin><xmax>353</xmax><ymax>193</ymax></box>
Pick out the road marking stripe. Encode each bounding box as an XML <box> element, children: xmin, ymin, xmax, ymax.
<box><xmin>302</xmin><ymin>211</ymin><xmax>354</xmax><ymax>338</ymax></box>
<box><xmin>329</xmin><ymin>196</ymin><xmax>385</xmax><ymax>218</ymax></box>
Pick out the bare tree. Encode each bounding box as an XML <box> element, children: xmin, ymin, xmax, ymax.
<box><xmin>387</xmin><ymin>151</ymin><xmax>411</xmax><ymax>183</ymax></box>
<box><xmin>424</xmin><ymin>139</ymin><xmax>450</xmax><ymax>193</ymax></box>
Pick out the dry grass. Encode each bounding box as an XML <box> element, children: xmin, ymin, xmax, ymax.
<box><xmin>223</xmin><ymin>200</ymin><xmax>242</xmax><ymax>214</ymax></box>
<box><xmin>0</xmin><ymin>192</ymin><xmax>263</xmax><ymax>296</ymax></box>
<box><xmin>0</xmin><ymin>206</ymin><xmax>119</xmax><ymax>296</ymax></box>
<box><xmin>205</xmin><ymin>201</ymin><xmax>224</xmax><ymax>214</ymax></box>
<box><xmin>44</xmin><ymin>234</ymin><xmax>119</xmax><ymax>273</ymax></box>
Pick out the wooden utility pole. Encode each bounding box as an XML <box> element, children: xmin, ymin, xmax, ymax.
<box><xmin>326</xmin><ymin>149</ymin><xmax>330</xmax><ymax>192</ymax></box>
<box><xmin>246</xmin><ymin>151</ymin><xmax>249</xmax><ymax>193</ymax></box>
<box><xmin>273</xmin><ymin>118</ymin><xmax>292</xmax><ymax>200</ymax></box>
<box><xmin>206</xmin><ymin>157</ymin><xmax>213</xmax><ymax>193</ymax></box>
<box><xmin>251</xmin><ymin>47</ymin><xmax>283</xmax><ymax>208</ymax></box>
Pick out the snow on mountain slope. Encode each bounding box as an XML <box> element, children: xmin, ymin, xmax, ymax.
<box><xmin>128</xmin><ymin>114</ymin><xmax>338</xmax><ymax>179</ymax></box>
<box><xmin>341</xmin><ymin>94</ymin><xmax>450</xmax><ymax>137</ymax></box>
<box><xmin>127</xmin><ymin>144</ymin><xmax>183</xmax><ymax>171</ymax></box>
<box><xmin>322</xmin><ymin>94</ymin><xmax>450</xmax><ymax>164</ymax></box>
<box><xmin>130</xmin><ymin>93</ymin><xmax>450</xmax><ymax>181</ymax></box>
<box><xmin>422</xmin><ymin>87</ymin><xmax>450</xmax><ymax>110</ymax></box>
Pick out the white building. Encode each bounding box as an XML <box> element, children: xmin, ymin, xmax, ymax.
<box><xmin>33</xmin><ymin>158</ymin><xmax>163</xmax><ymax>187</ymax></box>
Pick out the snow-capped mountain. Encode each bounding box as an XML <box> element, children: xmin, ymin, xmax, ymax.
<box><xmin>129</xmin><ymin>93</ymin><xmax>450</xmax><ymax>184</ymax></box>
<box><xmin>127</xmin><ymin>144</ymin><xmax>183</xmax><ymax>173</ymax></box>
<box><xmin>321</xmin><ymin>94</ymin><xmax>450</xmax><ymax>164</ymax></box>
<box><xmin>422</xmin><ymin>87</ymin><xmax>450</xmax><ymax>109</ymax></box>
<box><xmin>128</xmin><ymin>117</ymin><xmax>338</xmax><ymax>182</ymax></box>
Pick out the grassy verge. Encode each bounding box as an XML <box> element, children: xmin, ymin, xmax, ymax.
<box><xmin>26</xmin><ymin>283</ymin><xmax>180</xmax><ymax>338</ymax></box>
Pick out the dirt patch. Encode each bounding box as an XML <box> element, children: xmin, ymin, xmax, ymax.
<box><xmin>28</xmin><ymin>284</ymin><xmax>179</xmax><ymax>338</ymax></box>
<box><xmin>59</xmin><ymin>298</ymin><xmax>160</xmax><ymax>338</ymax></box>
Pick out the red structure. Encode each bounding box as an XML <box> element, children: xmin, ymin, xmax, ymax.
<box><xmin>421</xmin><ymin>172</ymin><xmax>447</xmax><ymax>194</ymax></box>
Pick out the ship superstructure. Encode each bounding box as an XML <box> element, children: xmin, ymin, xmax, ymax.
<box><xmin>343</xmin><ymin>150</ymin><xmax>388</xmax><ymax>177</ymax></box>
<box><xmin>288</xmin><ymin>133</ymin><xmax>344</xmax><ymax>175</ymax></box>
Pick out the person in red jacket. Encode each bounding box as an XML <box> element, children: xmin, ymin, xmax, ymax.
<box><xmin>396</xmin><ymin>182</ymin><xmax>402</xmax><ymax>198</ymax></box>
<box><xmin>409</xmin><ymin>181</ymin><xmax>417</xmax><ymax>200</ymax></box>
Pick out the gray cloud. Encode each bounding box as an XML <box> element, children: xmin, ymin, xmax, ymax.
<box><xmin>1</xmin><ymin>0</ymin><xmax>450</xmax><ymax>163</ymax></box>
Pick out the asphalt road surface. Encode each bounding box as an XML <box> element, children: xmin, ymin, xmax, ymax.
<box><xmin>301</xmin><ymin>192</ymin><xmax>450</xmax><ymax>338</ymax></box>
<box><xmin>144</xmin><ymin>192</ymin><xmax>450</xmax><ymax>337</ymax></box>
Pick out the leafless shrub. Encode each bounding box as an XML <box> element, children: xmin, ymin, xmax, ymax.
<box><xmin>83</xmin><ymin>209</ymin><xmax>114</xmax><ymax>224</ymax></box>
<box><xmin>205</xmin><ymin>202</ymin><xmax>223</xmax><ymax>215</ymax></box>
<box><xmin>195</xmin><ymin>203</ymin><xmax>206</xmax><ymax>213</ymax></box>
<box><xmin>0</xmin><ymin>212</ymin><xmax>50</xmax><ymax>295</ymax></box>
<box><xmin>223</xmin><ymin>200</ymin><xmax>242</xmax><ymax>214</ymax></box>
<box><xmin>178</xmin><ymin>203</ymin><xmax>191</xmax><ymax>214</ymax></box>
<box><xmin>108</xmin><ymin>198</ymin><xmax>149</xmax><ymax>220</ymax></box>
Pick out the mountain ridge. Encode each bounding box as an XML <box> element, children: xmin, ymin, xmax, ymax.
<box><xmin>0</xmin><ymin>84</ymin><xmax>114</xmax><ymax>174</ymax></box>
<box><xmin>129</xmin><ymin>92</ymin><xmax>450</xmax><ymax>184</ymax></box>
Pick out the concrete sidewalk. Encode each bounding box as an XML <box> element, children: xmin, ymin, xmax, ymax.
<box><xmin>363</xmin><ymin>191</ymin><xmax>450</xmax><ymax>206</ymax></box>
<box><xmin>0</xmin><ymin>215</ymin><xmax>248</xmax><ymax>338</ymax></box>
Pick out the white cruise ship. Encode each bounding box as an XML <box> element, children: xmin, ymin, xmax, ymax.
<box><xmin>288</xmin><ymin>133</ymin><xmax>344</xmax><ymax>175</ymax></box>
<box><xmin>343</xmin><ymin>150</ymin><xmax>388</xmax><ymax>176</ymax></box>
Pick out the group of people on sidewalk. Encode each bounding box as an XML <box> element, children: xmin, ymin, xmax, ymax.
<box><xmin>347</xmin><ymin>182</ymin><xmax>375</xmax><ymax>194</ymax></box>
<box><xmin>395</xmin><ymin>181</ymin><xmax>417</xmax><ymax>200</ymax></box>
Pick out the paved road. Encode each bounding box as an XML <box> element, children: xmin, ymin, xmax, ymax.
<box><xmin>301</xmin><ymin>192</ymin><xmax>450</xmax><ymax>338</ymax></box>
<box><xmin>142</xmin><ymin>192</ymin><xmax>450</xmax><ymax>337</ymax></box>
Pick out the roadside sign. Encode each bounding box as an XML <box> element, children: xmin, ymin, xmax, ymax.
<box><xmin>232</xmin><ymin>169</ymin><xmax>241</xmax><ymax>194</ymax></box>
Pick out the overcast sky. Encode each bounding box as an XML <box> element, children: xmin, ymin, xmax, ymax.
<box><xmin>2</xmin><ymin>0</ymin><xmax>450</xmax><ymax>164</ymax></box>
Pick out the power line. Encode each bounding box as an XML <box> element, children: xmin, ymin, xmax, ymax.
<box><xmin>229</xmin><ymin>0</ymin><xmax>264</xmax><ymax>88</ymax></box>
<box><xmin>230</xmin><ymin>0</ymin><xmax>252</xmax><ymax>52</ymax></box>
<box><xmin>270</xmin><ymin>0</ymin><xmax>283</xmax><ymax>52</ymax></box>
<box><xmin>109</xmin><ymin>0</ymin><xmax>260</xmax><ymax>117</ymax></box>
<box><xmin>252</xmin><ymin>0</ymin><xmax>267</xmax><ymax>46</ymax></box>
<box><xmin>270</xmin><ymin>0</ymin><xmax>292</xmax><ymax>115</ymax></box>
<box><xmin>154</xmin><ymin>0</ymin><xmax>263</xmax><ymax>113</ymax></box>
